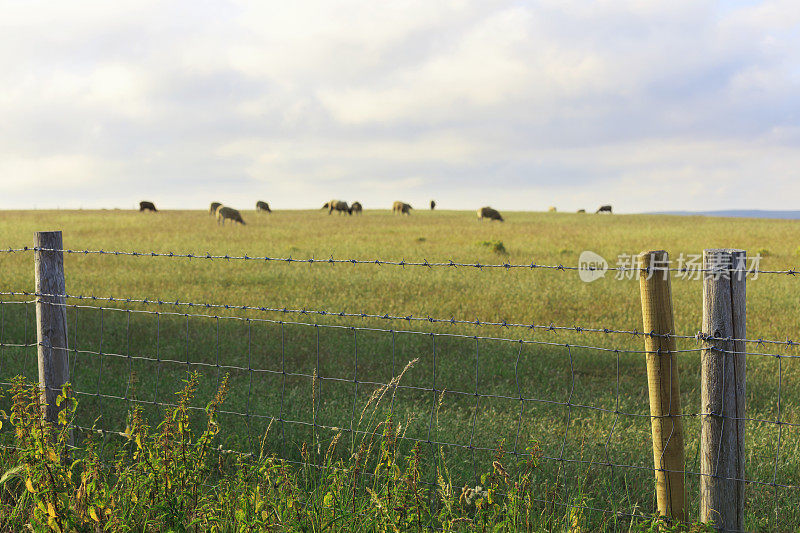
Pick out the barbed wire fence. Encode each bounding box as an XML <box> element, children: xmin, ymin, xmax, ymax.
<box><xmin>0</xmin><ymin>237</ymin><xmax>798</xmax><ymax>531</ymax></box>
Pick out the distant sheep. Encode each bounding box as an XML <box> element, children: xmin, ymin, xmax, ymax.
<box><xmin>478</xmin><ymin>206</ymin><xmax>503</xmax><ymax>222</ymax></box>
<box><xmin>209</xmin><ymin>202</ymin><xmax>222</xmax><ymax>215</ymax></box>
<box><xmin>392</xmin><ymin>201</ymin><xmax>412</xmax><ymax>215</ymax></box>
<box><xmin>350</xmin><ymin>201</ymin><xmax>363</xmax><ymax>215</ymax></box>
<box><xmin>216</xmin><ymin>206</ymin><xmax>246</xmax><ymax>225</ymax></box>
<box><xmin>430</xmin><ymin>200</ymin><xmax>436</xmax><ymax>210</ymax></box>
<box><xmin>139</xmin><ymin>201</ymin><xmax>157</xmax><ymax>212</ymax></box>
<box><xmin>325</xmin><ymin>200</ymin><xmax>352</xmax><ymax>215</ymax></box>
<box><xmin>548</xmin><ymin>206</ymin><xmax>557</xmax><ymax>212</ymax></box>
<box><xmin>577</xmin><ymin>209</ymin><xmax>586</xmax><ymax>213</ymax></box>
<box><xmin>596</xmin><ymin>205</ymin><xmax>613</xmax><ymax>214</ymax></box>
<box><xmin>256</xmin><ymin>201</ymin><xmax>271</xmax><ymax>213</ymax></box>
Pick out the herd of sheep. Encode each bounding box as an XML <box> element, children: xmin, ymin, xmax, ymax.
<box><xmin>138</xmin><ymin>200</ymin><xmax>613</xmax><ymax>225</ymax></box>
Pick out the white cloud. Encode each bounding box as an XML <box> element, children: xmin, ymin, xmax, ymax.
<box><xmin>0</xmin><ymin>0</ymin><xmax>798</xmax><ymax>211</ymax></box>
<box><xmin>0</xmin><ymin>154</ymin><xmax>109</xmax><ymax>192</ymax></box>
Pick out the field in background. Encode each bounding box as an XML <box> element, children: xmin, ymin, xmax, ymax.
<box><xmin>1</xmin><ymin>209</ymin><xmax>799</xmax><ymax>530</ymax></box>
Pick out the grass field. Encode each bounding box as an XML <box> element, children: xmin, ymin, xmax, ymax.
<box><xmin>1</xmin><ymin>208</ymin><xmax>799</xmax><ymax>530</ymax></box>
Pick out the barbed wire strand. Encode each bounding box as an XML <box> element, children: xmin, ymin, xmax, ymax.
<box><xmin>4</xmin><ymin>290</ymin><xmax>800</xmax><ymax>349</ymax></box>
<box><xmin>26</xmin><ymin>341</ymin><xmax>798</xmax><ymax>430</ymax></box>
<box><xmin>2</xmin><ymin>245</ymin><xmax>798</xmax><ymax>277</ymax></box>
<box><xmin>8</xmin><ymin>391</ymin><xmax>787</xmax><ymax>493</ymax></box>
<box><xmin>1</xmin><ymin>297</ymin><xmax>796</xmax><ymax>527</ymax></box>
<box><xmin>1</xmin><ymin>238</ymin><xmax>792</xmax><ymax>528</ymax></box>
<box><xmin>10</xmin><ymin>298</ymin><xmax>800</xmax><ymax>370</ymax></box>
<box><xmin>24</xmin><ymin>298</ymin><xmax>767</xmax><ymax>359</ymax></box>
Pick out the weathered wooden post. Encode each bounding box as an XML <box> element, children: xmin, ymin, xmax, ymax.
<box><xmin>34</xmin><ymin>231</ymin><xmax>72</xmax><ymax>443</ymax></box>
<box><xmin>638</xmin><ymin>250</ymin><xmax>686</xmax><ymax>522</ymax></box>
<box><xmin>700</xmin><ymin>249</ymin><xmax>746</xmax><ymax>530</ymax></box>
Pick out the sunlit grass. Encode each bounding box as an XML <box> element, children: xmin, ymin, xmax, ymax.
<box><xmin>0</xmin><ymin>208</ymin><xmax>798</xmax><ymax>529</ymax></box>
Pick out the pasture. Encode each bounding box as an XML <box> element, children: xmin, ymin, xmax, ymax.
<box><xmin>1</xmin><ymin>208</ymin><xmax>799</xmax><ymax>530</ymax></box>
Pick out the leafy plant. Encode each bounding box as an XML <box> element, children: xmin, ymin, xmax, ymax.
<box><xmin>476</xmin><ymin>240</ymin><xmax>507</xmax><ymax>255</ymax></box>
<box><xmin>0</xmin><ymin>372</ymin><xmax>724</xmax><ymax>532</ymax></box>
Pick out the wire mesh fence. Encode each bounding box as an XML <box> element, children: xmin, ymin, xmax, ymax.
<box><xmin>0</xmin><ymin>244</ymin><xmax>798</xmax><ymax>531</ymax></box>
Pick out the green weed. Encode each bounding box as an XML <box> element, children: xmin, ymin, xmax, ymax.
<box><xmin>0</xmin><ymin>375</ymin><xmax>717</xmax><ymax>532</ymax></box>
<box><xmin>476</xmin><ymin>240</ymin><xmax>507</xmax><ymax>255</ymax></box>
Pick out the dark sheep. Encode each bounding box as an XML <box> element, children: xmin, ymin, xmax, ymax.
<box><xmin>210</xmin><ymin>202</ymin><xmax>222</xmax><ymax>215</ymax></box>
<box><xmin>577</xmin><ymin>209</ymin><xmax>586</xmax><ymax>213</ymax></box>
<box><xmin>216</xmin><ymin>206</ymin><xmax>246</xmax><ymax>225</ymax></box>
<box><xmin>325</xmin><ymin>200</ymin><xmax>352</xmax><ymax>215</ymax></box>
<box><xmin>430</xmin><ymin>200</ymin><xmax>436</xmax><ymax>210</ymax></box>
<box><xmin>477</xmin><ymin>206</ymin><xmax>503</xmax><ymax>222</ymax></box>
<box><xmin>350</xmin><ymin>201</ymin><xmax>363</xmax><ymax>214</ymax></box>
<box><xmin>256</xmin><ymin>201</ymin><xmax>271</xmax><ymax>213</ymax></box>
<box><xmin>392</xmin><ymin>201</ymin><xmax>412</xmax><ymax>215</ymax></box>
<box><xmin>139</xmin><ymin>201</ymin><xmax>157</xmax><ymax>212</ymax></box>
<box><xmin>596</xmin><ymin>205</ymin><xmax>613</xmax><ymax>214</ymax></box>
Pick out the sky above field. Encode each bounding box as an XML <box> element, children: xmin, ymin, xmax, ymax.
<box><xmin>1</xmin><ymin>0</ymin><xmax>799</xmax><ymax>212</ymax></box>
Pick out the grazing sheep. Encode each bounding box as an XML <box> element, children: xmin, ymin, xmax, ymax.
<box><xmin>392</xmin><ymin>201</ymin><xmax>412</xmax><ymax>215</ymax></box>
<box><xmin>209</xmin><ymin>202</ymin><xmax>222</xmax><ymax>215</ymax></box>
<box><xmin>139</xmin><ymin>201</ymin><xmax>157</xmax><ymax>212</ymax></box>
<box><xmin>256</xmin><ymin>201</ymin><xmax>271</xmax><ymax>213</ymax></box>
<box><xmin>350</xmin><ymin>201</ymin><xmax>363</xmax><ymax>215</ymax></box>
<box><xmin>577</xmin><ymin>209</ymin><xmax>586</xmax><ymax>213</ymax></box>
<box><xmin>325</xmin><ymin>200</ymin><xmax>352</xmax><ymax>215</ymax></box>
<box><xmin>548</xmin><ymin>206</ymin><xmax>557</xmax><ymax>212</ymax></box>
<box><xmin>477</xmin><ymin>206</ymin><xmax>504</xmax><ymax>222</ymax></box>
<box><xmin>596</xmin><ymin>205</ymin><xmax>613</xmax><ymax>214</ymax></box>
<box><xmin>216</xmin><ymin>206</ymin><xmax>246</xmax><ymax>225</ymax></box>
<box><xmin>430</xmin><ymin>200</ymin><xmax>436</xmax><ymax>210</ymax></box>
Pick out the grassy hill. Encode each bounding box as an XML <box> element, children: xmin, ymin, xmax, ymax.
<box><xmin>1</xmin><ymin>209</ymin><xmax>798</xmax><ymax>530</ymax></box>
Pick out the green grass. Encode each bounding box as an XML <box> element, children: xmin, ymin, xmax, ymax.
<box><xmin>1</xmin><ymin>209</ymin><xmax>799</xmax><ymax>530</ymax></box>
<box><xmin>1</xmin><ymin>374</ymin><xmax>714</xmax><ymax>532</ymax></box>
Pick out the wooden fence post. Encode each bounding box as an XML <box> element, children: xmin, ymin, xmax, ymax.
<box><xmin>34</xmin><ymin>231</ymin><xmax>72</xmax><ymax>443</ymax></box>
<box><xmin>638</xmin><ymin>250</ymin><xmax>686</xmax><ymax>522</ymax></box>
<box><xmin>701</xmin><ymin>249</ymin><xmax>746</xmax><ymax>531</ymax></box>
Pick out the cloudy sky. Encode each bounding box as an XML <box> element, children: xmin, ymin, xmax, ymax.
<box><xmin>1</xmin><ymin>0</ymin><xmax>799</xmax><ymax>212</ymax></box>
